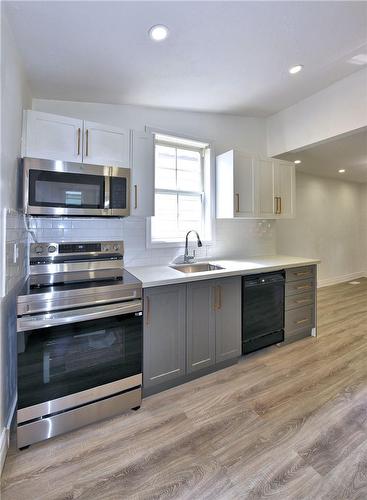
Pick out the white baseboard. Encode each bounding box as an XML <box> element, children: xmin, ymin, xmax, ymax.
<box><xmin>317</xmin><ymin>271</ymin><xmax>366</xmax><ymax>288</ymax></box>
<box><xmin>0</xmin><ymin>395</ymin><xmax>17</xmax><ymax>477</ymax></box>
<box><xmin>0</xmin><ymin>427</ymin><xmax>10</xmax><ymax>476</ymax></box>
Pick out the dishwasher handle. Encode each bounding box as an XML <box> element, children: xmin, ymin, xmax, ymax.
<box><xmin>244</xmin><ymin>272</ymin><xmax>285</xmax><ymax>287</ymax></box>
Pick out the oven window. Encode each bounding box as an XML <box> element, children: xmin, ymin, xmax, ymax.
<box><xmin>29</xmin><ymin>170</ymin><xmax>105</xmax><ymax>209</ymax></box>
<box><xmin>17</xmin><ymin>313</ymin><xmax>142</xmax><ymax>409</ymax></box>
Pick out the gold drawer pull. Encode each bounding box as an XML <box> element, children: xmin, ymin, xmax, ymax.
<box><xmin>235</xmin><ymin>193</ymin><xmax>240</xmax><ymax>213</ymax></box>
<box><xmin>297</xmin><ymin>285</ymin><xmax>311</xmax><ymax>290</ymax></box>
<box><xmin>295</xmin><ymin>272</ymin><xmax>310</xmax><ymax>277</ymax></box>
<box><xmin>134</xmin><ymin>184</ymin><xmax>138</xmax><ymax>209</ymax></box>
<box><xmin>295</xmin><ymin>298</ymin><xmax>310</xmax><ymax>304</ymax></box>
<box><xmin>145</xmin><ymin>296</ymin><xmax>150</xmax><ymax>325</ymax></box>
<box><xmin>296</xmin><ymin>318</ymin><xmax>309</xmax><ymax>325</ymax></box>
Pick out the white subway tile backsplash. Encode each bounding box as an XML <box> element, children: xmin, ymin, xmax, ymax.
<box><xmin>28</xmin><ymin>215</ymin><xmax>277</xmax><ymax>267</ymax></box>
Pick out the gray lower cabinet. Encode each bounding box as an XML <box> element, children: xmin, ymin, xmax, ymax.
<box><xmin>144</xmin><ymin>276</ymin><xmax>242</xmax><ymax>392</ymax></box>
<box><xmin>143</xmin><ymin>284</ymin><xmax>186</xmax><ymax>389</ymax></box>
<box><xmin>215</xmin><ymin>277</ymin><xmax>242</xmax><ymax>363</ymax></box>
<box><xmin>186</xmin><ymin>281</ymin><xmax>216</xmax><ymax>373</ymax></box>
<box><xmin>284</xmin><ymin>265</ymin><xmax>317</xmax><ymax>343</ymax></box>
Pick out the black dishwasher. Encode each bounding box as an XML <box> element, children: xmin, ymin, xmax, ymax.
<box><xmin>242</xmin><ymin>272</ymin><xmax>285</xmax><ymax>354</ymax></box>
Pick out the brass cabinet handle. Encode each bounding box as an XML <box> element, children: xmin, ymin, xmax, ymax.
<box><xmin>295</xmin><ymin>272</ymin><xmax>310</xmax><ymax>277</ymax></box>
<box><xmin>235</xmin><ymin>193</ymin><xmax>240</xmax><ymax>213</ymax></box>
<box><xmin>145</xmin><ymin>296</ymin><xmax>150</xmax><ymax>325</ymax></box>
<box><xmin>297</xmin><ymin>285</ymin><xmax>311</xmax><ymax>290</ymax></box>
<box><xmin>77</xmin><ymin>128</ymin><xmax>81</xmax><ymax>155</ymax></box>
<box><xmin>296</xmin><ymin>318</ymin><xmax>309</xmax><ymax>325</ymax></box>
<box><xmin>213</xmin><ymin>287</ymin><xmax>217</xmax><ymax>311</ymax></box>
<box><xmin>217</xmin><ymin>285</ymin><xmax>222</xmax><ymax>311</ymax></box>
<box><xmin>274</xmin><ymin>196</ymin><xmax>281</xmax><ymax>214</ymax></box>
<box><xmin>295</xmin><ymin>298</ymin><xmax>310</xmax><ymax>304</ymax></box>
<box><xmin>279</xmin><ymin>196</ymin><xmax>282</xmax><ymax>214</ymax></box>
<box><xmin>85</xmin><ymin>129</ymin><xmax>89</xmax><ymax>156</ymax></box>
<box><xmin>134</xmin><ymin>184</ymin><xmax>138</xmax><ymax>210</ymax></box>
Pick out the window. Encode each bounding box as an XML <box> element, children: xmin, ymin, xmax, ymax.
<box><xmin>150</xmin><ymin>134</ymin><xmax>211</xmax><ymax>245</ymax></box>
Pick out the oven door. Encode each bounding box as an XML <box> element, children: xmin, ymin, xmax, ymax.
<box><xmin>109</xmin><ymin>167</ymin><xmax>130</xmax><ymax>216</ymax></box>
<box><xmin>17</xmin><ymin>300</ymin><xmax>142</xmax><ymax>421</ymax></box>
<box><xmin>23</xmin><ymin>158</ymin><xmax>110</xmax><ymax>216</ymax></box>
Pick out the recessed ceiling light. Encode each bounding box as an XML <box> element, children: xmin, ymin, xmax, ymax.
<box><xmin>294</xmin><ymin>160</ymin><xmax>302</xmax><ymax>164</ymax></box>
<box><xmin>338</xmin><ymin>169</ymin><xmax>346</xmax><ymax>173</ymax></box>
<box><xmin>149</xmin><ymin>25</ymin><xmax>169</xmax><ymax>42</ymax></box>
<box><xmin>289</xmin><ymin>64</ymin><xmax>304</xmax><ymax>75</ymax></box>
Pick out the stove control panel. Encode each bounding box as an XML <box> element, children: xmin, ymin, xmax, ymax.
<box><xmin>30</xmin><ymin>241</ymin><xmax>124</xmax><ymax>258</ymax></box>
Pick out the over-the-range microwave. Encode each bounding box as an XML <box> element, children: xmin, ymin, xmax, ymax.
<box><xmin>22</xmin><ymin>157</ymin><xmax>130</xmax><ymax>217</ymax></box>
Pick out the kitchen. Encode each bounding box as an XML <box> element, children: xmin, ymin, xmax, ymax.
<box><xmin>1</xmin><ymin>1</ymin><xmax>367</xmax><ymax>498</ymax></box>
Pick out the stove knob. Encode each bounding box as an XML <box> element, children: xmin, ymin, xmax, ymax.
<box><xmin>35</xmin><ymin>245</ymin><xmax>43</xmax><ymax>254</ymax></box>
<box><xmin>104</xmin><ymin>246</ymin><xmax>110</xmax><ymax>252</ymax></box>
<box><xmin>48</xmin><ymin>245</ymin><xmax>57</xmax><ymax>254</ymax></box>
<box><xmin>114</xmin><ymin>245</ymin><xmax>119</xmax><ymax>252</ymax></box>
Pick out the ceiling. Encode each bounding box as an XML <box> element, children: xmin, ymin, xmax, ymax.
<box><xmin>4</xmin><ymin>1</ymin><xmax>367</xmax><ymax>116</ymax></box>
<box><xmin>278</xmin><ymin>128</ymin><xmax>367</xmax><ymax>183</ymax></box>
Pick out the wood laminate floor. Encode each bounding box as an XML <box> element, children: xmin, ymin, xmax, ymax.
<box><xmin>2</xmin><ymin>279</ymin><xmax>367</xmax><ymax>499</ymax></box>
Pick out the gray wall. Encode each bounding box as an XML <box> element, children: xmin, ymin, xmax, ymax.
<box><xmin>0</xmin><ymin>9</ymin><xmax>31</xmax><ymax>456</ymax></box>
<box><xmin>276</xmin><ymin>172</ymin><xmax>363</xmax><ymax>285</ymax></box>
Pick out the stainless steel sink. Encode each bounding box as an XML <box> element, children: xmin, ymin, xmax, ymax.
<box><xmin>170</xmin><ymin>263</ymin><xmax>224</xmax><ymax>274</ymax></box>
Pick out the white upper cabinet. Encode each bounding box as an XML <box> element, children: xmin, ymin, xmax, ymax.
<box><xmin>257</xmin><ymin>157</ymin><xmax>275</xmax><ymax>218</ymax></box>
<box><xmin>130</xmin><ymin>130</ymin><xmax>155</xmax><ymax>217</ymax></box>
<box><xmin>83</xmin><ymin>120</ymin><xmax>129</xmax><ymax>167</ymax></box>
<box><xmin>22</xmin><ymin>111</ymin><xmax>130</xmax><ymax>167</ymax></box>
<box><xmin>216</xmin><ymin>150</ymin><xmax>295</xmax><ymax>219</ymax></box>
<box><xmin>216</xmin><ymin>150</ymin><xmax>256</xmax><ymax>218</ymax></box>
<box><xmin>22</xmin><ymin>110</ymin><xmax>83</xmax><ymax>162</ymax></box>
<box><xmin>274</xmin><ymin>160</ymin><xmax>295</xmax><ymax>218</ymax></box>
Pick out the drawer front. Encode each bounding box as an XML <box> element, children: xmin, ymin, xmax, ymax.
<box><xmin>286</xmin><ymin>278</ymin><xmax>314</xmax><ymax>296</ymax></box>
<box><xmin>286</xmin><ymin>266</ymin><xmax>315</xmax><ymax>282</ymax></box>
<box><xmin>285</xmin><ymin>305</ymin><xmax>314</xmax><ymax>333</ymax></box>
<box><xmin>284</xmin><ymin>327</ymin><xmax>312</xmax><ymax>344</ymax></box>
<box><xmin>285</xmin><ymin>291</ymin><xmax>314</xmax><ymax>311</ymax></box>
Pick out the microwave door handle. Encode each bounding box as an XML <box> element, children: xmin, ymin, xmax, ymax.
<box><xmin>104</xmin><ymin>171</ymin><xmax>111</xmax><ymax>211</ymax></box>
<box><xmin>17</xmin><ymin>300</ymin><xmax>142</xmax><ymax>332</ymax></box>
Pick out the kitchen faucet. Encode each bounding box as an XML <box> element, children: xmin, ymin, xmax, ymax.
<box><xmin>184</xmin><ymin>230</ymin><xmax>202</xmax><ymax>263</ymax></box>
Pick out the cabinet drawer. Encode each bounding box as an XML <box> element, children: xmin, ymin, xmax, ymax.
<box><xmin>286</xmin><ymin>266</ymin><xmax>314</xmax><ymax>282</ymax></box>
<box><xmin>286</xmin><ymin>278</ymin><xmax>313</xmax><ymax>296</ymax></box>
<box><xmin>284</xmin><ymin>327</ymin><xmax>312</xmax><ymax>344</ymax></box>
<box><xmin>285</xmin><ymin>305</ymin><xmax>313</xmax><ymax>333</ymax></box>
<box><xmin>285</xmin><ymin>291</ymin><xmax>314</xmax><ymax>311</ymax></box>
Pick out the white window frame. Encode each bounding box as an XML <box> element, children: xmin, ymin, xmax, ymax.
<box><xmin>146</xmin><ymin>131</ymin><xmax>214</xmax><ymax>249</ymax></box>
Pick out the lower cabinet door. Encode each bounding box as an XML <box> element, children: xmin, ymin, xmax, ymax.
<box><xmin>187</xmin><ymin>281</ymin><xmax>216</xmax><ymax>373</ymax></box>
<box><xmin>215</xmin><ymin>277</ymin><xmax>242</xmax><ymax>363</ymax></box>
<box><xmin>143</xmin><ymin>285</ymin><xmax>186</xmax><ymax>388</ymax></box>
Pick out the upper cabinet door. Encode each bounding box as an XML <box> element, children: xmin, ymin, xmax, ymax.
<box><xmin>130</xmin><ymin>130</ymin><xmax>154</xmax><ymax>217</ymax></box>
<box><xmin>83</xmin><ymin>120</ymin><xmax>129</xmax><ymax>167</ymax></box>
<box><xmin>257</xmin><ymin>158</ymin><xmax>275</xmax><ymax>218</ymax></box>
<box><xmin>274</xmin><ymin>160</ymin><xmax>296</xmax><ymax>218</ymax></box>
<box><xmin>22</xmin><ymin>110</ymin><xmax>83</xmax><ymax>163</ymax></box>
<box><xmin>216</xmin><ymin>150</ymin><xmax>256</xmax><ymax>218</ymax></box>
<box><xmin>233</xmin><ymin>152</ymin><xmax>256</xmax><ymax>217</ymax></box>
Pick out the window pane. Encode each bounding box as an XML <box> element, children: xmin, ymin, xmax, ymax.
<box><xmin>155</xmin><ymin>145</ymin><xmax>176</xmax><ymax>190</ymax></box>
<box><xmin>178</xmin><ymin>194</ymin><xmax>203</xmax><ymax>235</ymax></box>
<box><xmin>177</xmin><ymin>149</ymin><xmax>202</xmax><ymax>192</ymax></box>
<box><xmin>151</xmin><ymin>193</ymin><xmax>178</xmax><ymax>240</ymax></box>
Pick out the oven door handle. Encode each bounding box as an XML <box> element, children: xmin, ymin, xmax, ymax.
<box><xmin>17</xmin><ymin>300</ymin><xmax>142</xmax><ymax>332</ymax></box>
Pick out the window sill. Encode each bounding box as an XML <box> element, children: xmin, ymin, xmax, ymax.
<box><xmin>147</xmin><ymin>240</ymin><xmax>213</xmax><ymax>249</ymax></box>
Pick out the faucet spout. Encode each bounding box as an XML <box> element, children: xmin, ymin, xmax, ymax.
<box><xmin>184</xmin><ymin>230</ymin><xmax>202</xmax><ymax>263</ymax></box>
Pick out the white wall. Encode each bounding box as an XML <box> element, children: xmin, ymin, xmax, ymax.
<box><xmin>0</xmin><ymin>10</ymin><xmax>31</xmax><ymax>472</ymax></box>
<box><xmin>276</xmin><ymin>172</ymin><xmax>363</xmax><ymax>286</ymax></box>
<box><xmin>31</xmin><ymin>98</ymin><xmax>277</xmax><ymax>264</ymax></box>
<box><xmin>267</xmin><ymin>68</ymin><xmax>367</xmax><ymax>157</ymax></box>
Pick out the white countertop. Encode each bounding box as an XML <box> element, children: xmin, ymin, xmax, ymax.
<box><xmin>126</xmin><ymin>255</ymin><xmax>320</xmax><ymax>288</ymax></box>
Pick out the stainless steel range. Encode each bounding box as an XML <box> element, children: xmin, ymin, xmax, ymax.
<box><xmin>16</xmin><ymin>241</ymin><xmax>142</xmax><ymax>448</ymax></box>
